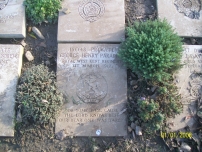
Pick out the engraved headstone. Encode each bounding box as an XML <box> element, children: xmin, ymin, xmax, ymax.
<box><xmin>157</xmin><ymin>0</ymin><xmax>202</xmax><ymax>37</ymax></box>
<box><xmin>0</xmin><ymin>44</ymin><xmax>24</xmax><ymax>136</ymax></box>
<box><xmin>0</xmin><ymin>0</ymin><xmax>26</xmax><ymax>38</ymax></box>
<box><xmin>167</xmin><ymin>45</ymin><xmax>202</xmax><ymax>131</ymax></box>
<box><xmin>56</xmin><ymin>44</ymin><xmax>127</xmax><ymax>136</ymax></box>
<box><xmin>57</xmin><ymin>0</ymin><xmax>125</xmax><ymax>42</ymax></box>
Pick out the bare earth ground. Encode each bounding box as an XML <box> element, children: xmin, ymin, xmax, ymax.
<box><xmin>0</xmin><ymin>0</ymin><xmax>202</xmax><ymax>151</ymax></box>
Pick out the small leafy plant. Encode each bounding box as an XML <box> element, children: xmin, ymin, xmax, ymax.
<box><xmin>24</xmin><ymin>0</ymin><xmax>61</xmax><ymax>24</ymax></box>
<box><xmin>16</xmin><ymin>64</ymin><xmax>63</xmax><ymax>124</ymax></box>
<box><xmin>118</xmin><ymin>19</ymin><xmax>183</xmax><ymax>82</ymax></box>
<box><xmin>157</xmin><ymin>82</ymin><xmax>183</xmax><ymax>118</ymax></box>
<box><xmin>137</xmin><ymin>98</ymin><xmax>164</xmax><ymax>134</ymax></box>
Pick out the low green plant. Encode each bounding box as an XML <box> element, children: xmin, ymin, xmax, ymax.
<box><xmin>157</xmin><ymin>82</ymin><xmax>183</xmax><ymax>118</ymax></box>
<box><xmin>16</xmin><ymin>64</ymin><xmax>63</xmax><ymax>124</ymax></box>
<box><xmin>137</xmin><ymin>98</ymin><xmax>164</xmax><ymax>134</ymax></box>
<box><xmin>24</xmin><ymin>0</ymin><xmax>61</xmax><ymax>24</ymax></box>
<box><xmin>118</xmin><ymin>19</ymin><xmax>183</xmax><ymax>82</ymax></box>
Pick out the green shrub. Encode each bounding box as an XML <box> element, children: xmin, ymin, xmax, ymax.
<box><xmin>24</xmin><ymin>0</ymin><xmax>61</xmax><ymax>24</ymax></box>
<box><xmin>118</xmin><ymin>19</ymin><xmax>183</xmax><ymax>82</ymax></box>
<box><xmin>16</xmin><ymin>64</ymin><xmax>63</xmax><ymax>124</ymax></box>
<box><xmin>137</xmin><ymin>98</ymin><xmax>164</xmax><ymax>134</ymax></box>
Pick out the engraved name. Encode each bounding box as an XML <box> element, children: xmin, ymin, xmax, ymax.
<box><xmin>59</xmin><ymin>46</ymin><xmax>122</xmax><ymax>69</ymax></box>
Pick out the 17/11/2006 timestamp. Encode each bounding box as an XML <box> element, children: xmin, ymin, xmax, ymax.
<box><xmin>160</xmin><ymin>131</ymin><xmax>192</xmax><ymax>139</ymax></box>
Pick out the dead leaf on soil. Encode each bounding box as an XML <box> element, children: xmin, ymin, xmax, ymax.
<box><xmin>102</xmin><ymin>140</ymin><xmax>107</xmax><ymax>146</ymax></box>
<box><xmin>190</xmin><ymin>38</ymin><xmax>197</xmax><ymax>45</ymax></box>
<box><xmin>168</xmin><ymin>121</ymin><xmax>175</xmax><ymax>127</ymax></box>
<box><xmin>28</xmin><ymin>26</ymin><xmax>32</xmax><ymax>32</ymax></box>
<box><xmin>39</xmin><ymin>42</ymin><xmax>46</xmax><ymax>47</ymax></box>
<box><xmin>28</xmin><ymin>33</ymin><xmax>37</xmax><ymax>39</ymax></box>
<box><xmin>42</xmin><ymin>99</ymin><xmax>48</xmax><ymax>103</ymax></box>
<box><xmin>185</xmin><ymin>115</ymin><xmax>192</xmax><ymax>120</ymax></box>
<box><xmin>136</xmin><ymin>16</ymin><xmax>143</xmax><ymax>19</ymax></box>
<box><xmin>128</xmin><ymin>126</ymin><xmax>132</xmax><ymax>132</ymax></box>
<box><xmin>55</xmin><ymin>129</ymin><xmax>67</xmax><ymax>140</ymax></box>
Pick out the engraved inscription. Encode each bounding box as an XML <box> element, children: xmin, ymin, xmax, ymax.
<box><xmin>56</xmin><ymin>44</ymin><xmax>127</xmax><ymax>136</ymax></box>
<box><xmin>183</xmin><ymin>47</ymin><xmax>202</xmax><ymax>73</ymax></box>
<box><xmin>176</xmin><ymin>47</ymin><xmax>202</xmax><ymax>104</ymax></box>
<box><xmin>0</xmin><ymin>12</ymin><xmax>19</xmax><ymax>23</ymax></box>
<box><xmin>76</xmin><ymin>72</ymin><xmax>107</xmax><ymax>103</ymax></box>
<box><xmin>0</xmin><ymin>47</ymin><xmax>19</xmax><ymax>69</ymax></box>
<box><xmin>78</xmin><ymin>0</ymin><xmax>105</xmax><ymax>22</ymax></box>
<box><xmin>174</xmin><ymin>0</ymin><xmax>201</xmax><ymax>19</ymax></box>
<box><xmin>58</xmin><ymin>46</ymin><xmax>122</xmax><ymax>69</ymax></box>
<box><xmin>58</xmin><ymin>108</ymin><xmax>122</xmax><ymax>123</ymax></box>
<box><xmin>0</xmin><ymin>0</ymin><xmax>8</xmax><ymax>11</ymax></box>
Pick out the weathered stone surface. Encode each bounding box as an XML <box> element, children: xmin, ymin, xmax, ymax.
<box><xmin>56</xmin><ymin>44</ymin><xmax>127</xmax><ymax>136</ymax></box>
<box><xmin>0</xmin><ymin>0</ymin><xmax>26</xmax><ymax>38</ymax></box>
<box><xmin>167</xmin><ymin>45</ymin><xmax>202</xmax><ymax>131</ymax></box>
<box><xmin>157</xmin><ymin>0</ymin><xmax>202</xmax><ymax>37</ymax></box>
<box><xmin>57</xmin><ymin>0</ymin><xmax>125</xmax><ymax>42</ymax></box>
<box><xmin>0</xmin><ymin>44</ymin><xmax>24</xmax><ymax>136</ymax></box>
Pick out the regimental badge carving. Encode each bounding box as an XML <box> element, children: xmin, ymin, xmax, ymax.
<box><xmin>174</xmin><ymin>0</ymin><xmax>201</xmax><ymax>19</ymax></box>
<box><xmin>179</xmin><ymin>73</ymin><xmax>202</xmax><ymax>104</ymax></box>
<box><xmin>0</xmin><ymin>0</ymin><xmax>9</xmax><ymax>11</ymax></box>
<box><xmin>76</xmin><ymin>72</ymin><xmax>107</xmax><ymax>103</ymax></box>
<box><xmin>189</xmin><ymin>73</ymin><xmax>202</xmax><ymax>98</ymax></box>
<box><xmin>78</xmin><ymin>0</ymin><xmax>105</xmax><ymax>22</ymax></box>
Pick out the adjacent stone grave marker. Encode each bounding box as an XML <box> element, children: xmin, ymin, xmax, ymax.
<box><xmin>57</xmin><ymin>0</ymin><xmax>125</xmax><ymax>42</ymax></box>
<box><xmin>167</xmin><ymin>45</ymin><xmax>202</xmax><ymax>131</ymax></box>
<box><xmin>56</xmin><ymin>44</ymin><xmax>127</xmax><ymax>136</ymax></box>
<box><xmin>0</xmin><ymin>0</ymin><xmax>26</xmax><ymax>38</ymax></box>
<box><xmin>0</xmin><ymin>44</ymin><xmax>24</xmax><ymax>136</ymax></box>
<box><xmin>157</xmin><ymin>0</ymin><xmax>202</xmax><ymax>37</ymax></box>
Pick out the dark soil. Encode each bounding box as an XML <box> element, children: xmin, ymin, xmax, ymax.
<box><xmin>0</xmin><ymin>0</ymin><xmax>202</xmax><ymax>151</ymax></box>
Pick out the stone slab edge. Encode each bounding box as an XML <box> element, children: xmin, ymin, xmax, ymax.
<box><xmin>0</xmin><ymin>45</ymin><xmax>24</xmax><ymax>136</ymax></box>
<box><xmin>166</xmin><ymin>45</ymin><xmax>202</xmax><ymax>132</ymax></box>
<box><xmin>57</xmin><ymin>0</ymin><xmax>125</xmax><ymax>43</ymax></box>
<box><xmin>0</xmin><ymin>0</ymin><xmax>26</xmax><ymax>38</ymax></box>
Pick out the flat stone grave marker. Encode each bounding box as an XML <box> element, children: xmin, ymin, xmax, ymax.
<box><xmin>56</xmin><ymin>44</ymin><xmax>127</xmax><ymax>136</ymax></box>
<box><xmin>0</xmin><ymin>44</ymin><xmax>24</xmax><ymax>136</ymax></box>
<box><xmin>0</xmin><ymin>0</ymin><xmax>26</xmax><ymax>38</ymax></box>
<box><xmin>157</xmin><ymin>0</ymin><xmax>202</xmax><ymax>37</ymax></box>
<box><xmin>57</xmin><ymin>0</ymin><xmax>125</xmax><ymax>43</ymax></box>
<box><xmin>167</xmin><ymin>45</ymin><xmax>202</xmax><ymax>131</ymax></box>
